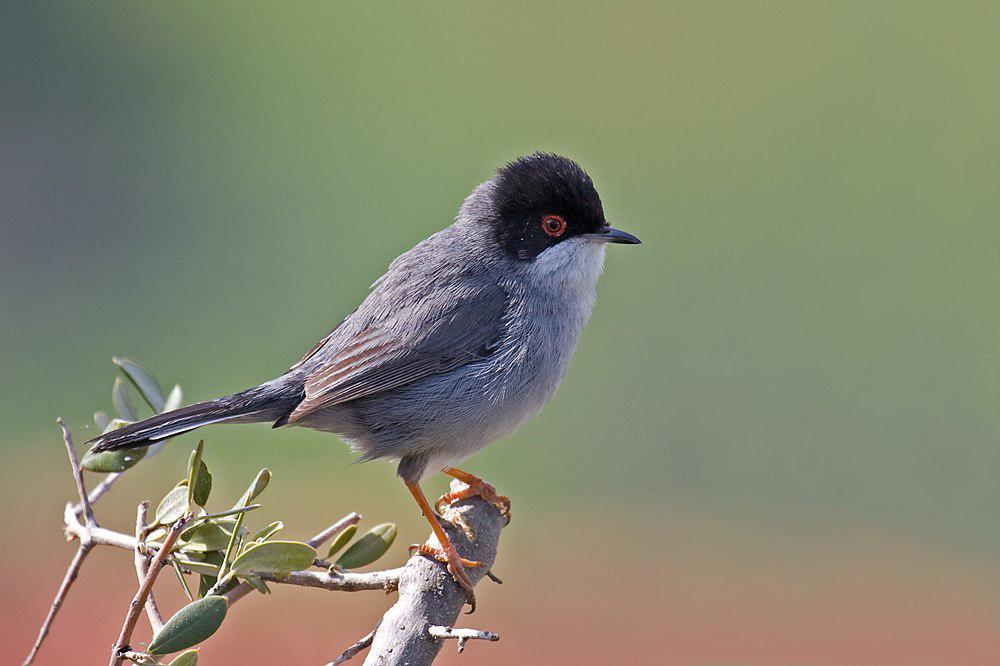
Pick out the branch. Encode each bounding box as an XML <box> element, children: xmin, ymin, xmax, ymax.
<box><xmin>350</xmin><ymin>480</ymin><xmax>507</xmax><ymax>666</ymax></box>
<box><xmin>58</xmin><ymin>418</ymin><xmax>95</xmax><ymax>527</ymax></box>
<box><xmin>72</xmin><ymin>471</ymin><xmax>122</xmax><ymax>519</ymax></box>
<box><xmin>64</xmin><ymin>502</ymin><xmax>146</xmax><ymax>550</ymax></box>
<box><xmin>308</xmin><ymin>512</ymin><xmax>363</xmax><ymax>548</ymax></box>
<box><xmin>427</xmin><ymin>625</ymin><xmax>500</xmax><ymax>654</ymax></box>
<box><xmin>109</xmin><ymin>514</ymin><xmax>190</xmax><ymax>666</ymax></box>
<box><xmin>133</xmin><ymin>502</ymin><xmax>165</xmax><ymax>633</ymax></box>
<box><xmin>59</xmin><ymin>506</ymin><xmax>401</xmax><ymax>601</ymax></box>
<box><xmin>325</xmin><ymin>621</ymin><xmax>381</xmax><ymax>666</ymax></box>
<box><xmin>253</xmin><ymin>568</ymin><xmax>401</xmax><ymax>594</ymax></box>
<box><xmin>23</xmin><ymin>420</ymin><xmax>98</xmax><ymax>666</ymax></box>
<box><xmin>220</xmin><ymin>512</ymin><xmax>373</xmax><ymax>605</ymax></box>
<box><xmin>22</xmin><ymin>543</ymin><xmax>91</xmax><ymax>666</ymax></box>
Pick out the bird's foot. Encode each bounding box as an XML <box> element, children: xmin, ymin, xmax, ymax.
<box><xmin>435</xmin><ymin>478</ymin><xmax>511</xmax><ymax>525</ymax></box>
<box><xmin>408</xmin><ymin>543</ymin><xmax>480</xmax><ymax>612</ymax></box>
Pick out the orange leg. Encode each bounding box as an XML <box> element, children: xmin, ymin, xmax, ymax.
<box><xmin>405</xmin><ymin>482</ymin><xmax>480</xmax><ymax>610</ymax></box>
<box><xmin>437</xmin><ymin>467</ymin><xmax>512</xmax><ymax>524</ymax></box>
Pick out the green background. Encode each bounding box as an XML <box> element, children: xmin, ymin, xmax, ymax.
<box><xmin>2</xmin><ymin>3</ymin><xmax>997</xmax><ymax>664</ymax></box>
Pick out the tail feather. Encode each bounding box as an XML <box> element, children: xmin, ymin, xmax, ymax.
<box><xmin>87</xmin><ymin>378</ymin><xmax>304</xmax><ymax>453</ymax></box>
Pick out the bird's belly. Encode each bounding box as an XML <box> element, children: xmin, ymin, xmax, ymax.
<box><xmin>345</xmin><ymin>341</ymin><xmax>566</xmax><ymax>464</ymax></box>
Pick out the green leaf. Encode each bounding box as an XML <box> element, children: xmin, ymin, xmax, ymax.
<box><xmin>195</xmin><ymin>551</ymin><xmax>232</xmax><ymax>598</ymax></box>
<box><xmin>231</xmin><ymin>541</ymin><xmax>316</xmax><ymax>576</ymax></box>
<box><xmin>187</xmin><ymin>441</ymin><xmax>211</xmax><ymax>507</ymax></box>
<box><xmin>156</xmin><ymin>485</ymin><xmax>189</xmax><ymax>526</ymax></box>
<box><xmin>218</xmin><ymin>468</ymin><xmax>270</xmax><ymax>578</ymax></box>
<box><xmin>238</xmin><ymin>468</ymin><xmax>270</xmax><ymax>506</ymax></box>
<box><xmin>335</xmin><ymin>523</ymin><xmax>397</xmax><ymax>569</ymax></box>
<box><xmin>93</xmin><ymin>411</ymin><xmax>111</xmax><ymax>431</ymax></box>
<box><xmin>187</xmin><ymin>441</ymin><xmax>203</xmax><ymax>504</ymax></box>
<box><xmin>242</xmin><ymin>573</ymin><xmax>271</xmax><ymax>595</ymax></box>
<box><xmin>112</xmin><ymin>377</ymin><xmax>138</xmax><ymax>421</ymax></box>
<box><xmin>167</xmin><ymin>650</ymin><xmax>199</xmax><ymax>666</ymax></box>
<box><xmin>195</xmin><ymin>504</ymin><xmax>261</xmax><ymax>522</ymax></box>
<box><xmin>81</xmin><ymin>419</ymin><xmax>146</xmax><ymax>472</ymax></box>
<box><xmin>147</xmin><ymin>596</ymin><xmax>227</xmax><ymax>655</ymax></box>
<box><xmin>251</xmin><ymin>521</ymin><xmax>284</xmax><ymax>543</ymax></box>
<box><xmin>81</xmin><ymin>445</ymin><xmax>146</xmax><ymax>473</ymax></box>
<box><xmin>180</xmin><ymin>522</ymin><xmax>234</xmax><ymax>553</ymax></box>
<box><xmin>114</xmin><ymin>356</ymin><xmax>167</xmax><ymax>412</ymax></box>
<box><xmin>163</xmin><ymin>383</ymin><xmax>184</xmax><ymax>413</ymax></box>
<box><xmin>172</xmin><ymin>556</ymin><xmax>223</xmax><ymax>576</ymax></box>
<box><xmin>326</xmin><ymin>524</ymin><xmax>357</xmax><ymax>558</ymax></box>
<box><xmin>198</xmin><ymin>574</ymin><xmax>214</xmax><ymax>599</ymax></box>
<box><xmin>193</xmin><ymin>465</ymin><xmax>212</xmax><ymax>507</ymax></box>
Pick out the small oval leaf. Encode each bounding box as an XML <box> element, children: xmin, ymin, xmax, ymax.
<box><xmin>251</xmin><ymin>521</ymin><xmax>284</xmax><ymax>543</ymax></box>
<box><xmin>81</xmin><ymin>446</ymin><xmax>147</xmax><ymax>473</ymax></box>
<box><xmin>238</xmin><ymin>469</ymin><xmax>270</xmax><ymax>506</ymax></box>
<box><xmin>112</xmin><ymin>377</ymin><xmax>138</xmax><ymax>421</ymax></box>
<box><xmin>335</xmin><ymin>523</ymin><xmax>397</xmax><ymax>569</ymax></box>
<box><xmin>187</xmin><ymin>442</ymin><xmax>211</xmax><ymax>507</ymax></box>
<box><xmin>174</xmin><ymin>557</ymin><xmax>223</xmax><ymax>576</ymax></box>
<box><xmin>156</xmin><ymin>485</ymin><xmax>189</xmax><ymax>526</ymax></box>
<box><xmin>231</xmin><ymin>540</ymin><xmax>316</xmax><ymax>575</ymax></box>
<box><xmin>193</xmin><ymin>465</ymin><xmax>212</xmax><ymax>507</ymax></box>
<box><xmin>180</xmin><ymin>522</ymin><xmax>234</xmax><ymax>553</ymax></box>
<box><xmin>168</xmin><ymin>650</ymin><xmax>199</xmax><ymax>666</ymax></box>
<box><xmin>326</xmin><ymin>524</ymin><xmax>357</xmax><ymax>558</ymax></box>
<box><xmin>147</xmin><ymin>596</ymin><xmax>227</xmax><ymax>655</ymax></box>
<box><xmin>163</xmin><ymin>383</ymin><xmax>184</xmax><ymax>413</ymax></box>
<box><xmin>93</xmin><ymin>411</ymin><xmax>111</xmax><ymax>431</ymax></box>
<box><xmin>114</xmin><ymin>356</ymin><xmax>167</xmax><ymax>412</ymax></box>
<box><xmin>242</xmin><ymin>573</ymin><xmax>271</xmax><ymax>595</ymax></box>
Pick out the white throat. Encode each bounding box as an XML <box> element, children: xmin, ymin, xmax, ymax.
<box><xmin>527</xmin><ymin>236</ymin><xmax>607</xmax><ymax>291</ymax></box>
<box><xmin>521</xmin><ymin>237</ymin><xmax>607</xmax><ymax>339</ymax></box>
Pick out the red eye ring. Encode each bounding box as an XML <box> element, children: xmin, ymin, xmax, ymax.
<box><xmin>541</xmin><ymin>214</ymin><xmax>567</xmax><ymax>237</ymax></box>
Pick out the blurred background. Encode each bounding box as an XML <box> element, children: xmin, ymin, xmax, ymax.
<box><xmin>2</xmin><ymin>2</ymin><xmax>998</xmax><ymax>664</ymax></box>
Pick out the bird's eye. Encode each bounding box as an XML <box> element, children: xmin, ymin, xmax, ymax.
<box><xmin>541</xmin><ymin>214</ymin><xmax>567</xmax><ymax>238</ymax></box>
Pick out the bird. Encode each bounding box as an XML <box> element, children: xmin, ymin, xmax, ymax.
<box><xmin>86</xmin><ymin>152</ymin><xmax>641</xmax><ymax>608</ymax></box>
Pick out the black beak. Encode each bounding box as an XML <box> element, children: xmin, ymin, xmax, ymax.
<box><xmin>585</xmin><ymin>226</ymin><xmax>642</xmax><ymax>245</ymax></box>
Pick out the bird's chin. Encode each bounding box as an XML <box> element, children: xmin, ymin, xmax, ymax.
<box><xmin>527</xmin><ymin>236</ymin><xmax>607</xmax><ymax>288</ymax></box>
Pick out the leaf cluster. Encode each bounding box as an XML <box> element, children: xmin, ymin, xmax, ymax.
<box><xmin>75</xmin><ymin>360</ymin><xmax>399</xmax><ymax>664</ymax></box>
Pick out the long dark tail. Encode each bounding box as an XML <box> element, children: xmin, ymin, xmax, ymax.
<box><xmin>87</xmin><ymin>377</ymin><xmax>304</xmax><ymax>453</ymax></box>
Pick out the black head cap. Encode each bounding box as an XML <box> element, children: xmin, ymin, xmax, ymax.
<box><xmin>490</xmin><ymin>153</ymin><xmax>607</xmax><ymax>260</ymax></box>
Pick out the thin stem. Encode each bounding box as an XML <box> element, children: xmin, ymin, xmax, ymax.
<box><xmin>428</xmin><ymin>625</ymin><xmax>500</xmax><ymax>654</ymax></box>
<box><xmin>72</xmin><ymin>472</ymin><xmax>122</xmax><ymax>518</ymax></box>
<box><xmin>109</xmin><ymin>515</ymin><xmax>189</xmax><ymax>666</ymax></box>
<box><xmin>217</xmin><ymin>508</ymin><xmax>246</xmax><ymax>580</ymax></box>
<box><xmin>171</xmin><ymin>561</ymin><xmax>195</xmax><ymax>601</ymax></box>
<box><xmin>57</xmin><ymin>419</ymin><xmax>95</xmax><ymax>528</ymax></box>
<box><xmin>325</xmin><ymin>620</ymin><xmax>381</xmax><ymax>665</ymax></box>
<box><xmin>132</xmin><ymin>502</ymin><xmax>165</xmax><ymax>633</ymax></box>
<box><xmin>205</xmin><ymin>571</ymin><xmax>238</xmax><ymax>597</ymax></box>
<box><xmin>23</xmin><ymin>421</ymin><xmax>100</xmax><ymax>665</ymax></box>
<box><xmin>307</xmin><ymin>512</ymin><xmax>363</xmax><ymax>549</ymax></box>
<box><xmin>191</xmin><ymin>504</ymin><xmax>261</xmax><ymax>523</ymax></box>
<box><xmin>22</xmin><ymin>544</ymin><xmax>92</xmax><ymax>666</ymax></box>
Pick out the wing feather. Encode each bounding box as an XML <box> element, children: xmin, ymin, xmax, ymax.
<box><xmin>286</xmin><ymin>282</ymin><xmax>509</xmax><ymax>423</ymax></box>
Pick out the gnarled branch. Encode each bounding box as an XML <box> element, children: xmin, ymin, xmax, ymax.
<box><xmin>330</xmin><ymin>479</ymin><xmax>508</xmax><ymax>665</ymax></box>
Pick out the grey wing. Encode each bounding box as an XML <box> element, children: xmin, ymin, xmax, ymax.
<box><xmin>285</xmin><ymin>282</ymin><xmax>509</xmax><ymax>423</ymax></box>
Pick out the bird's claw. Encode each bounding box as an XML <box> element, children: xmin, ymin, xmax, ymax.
<box><xmin>408</xmin><ymin>543</ymin><xmax>480</xmax><ymax>612</ymax></box>
<box><xmin>435</xmin><ymin>479</ymin><xmax>512</xmax><ymax>524</ymax></box>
